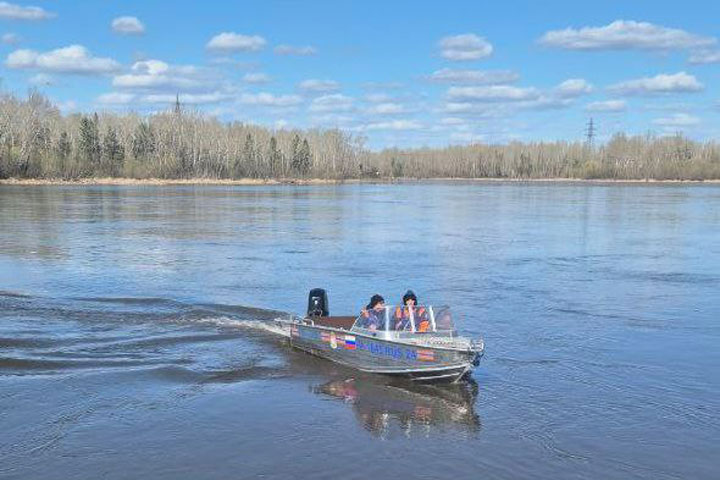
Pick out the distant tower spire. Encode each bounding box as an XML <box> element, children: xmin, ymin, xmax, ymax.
<box><xmin>174</xmin><ymin>93</ymin><xmax>181</xmax><ymax>114</ymax></box>
<box><xmin>585</xmin><ymin>117</ymin><xmax>595</xmax><ymax>148</ymax></box>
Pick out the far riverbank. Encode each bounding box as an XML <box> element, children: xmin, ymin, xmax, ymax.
<box><xmin>2</xmin><ymin>177</ymin><xmax>720</xmax><ymax>186</ymax></box>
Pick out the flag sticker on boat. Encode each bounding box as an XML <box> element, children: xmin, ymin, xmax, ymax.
<box><xmin>417</xmin><ymin>349</ymin><xmax>435</xmax><ymax>361</ymax></box>
<box><xmin>320</xmin><ymin>331</ymin><xmax>355</xmax><ymax>350</ymax></box>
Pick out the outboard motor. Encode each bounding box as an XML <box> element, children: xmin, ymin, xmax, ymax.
<box><xmin>307</xmin><ymin>288</ymin><xmax>329</xmax><ymax>317</ymax></box>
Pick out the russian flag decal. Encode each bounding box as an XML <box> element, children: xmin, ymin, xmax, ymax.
<box><xmin>417</xmin><ymin>349</ymin><xmax>435</xmax><ymax>361</ymax></box>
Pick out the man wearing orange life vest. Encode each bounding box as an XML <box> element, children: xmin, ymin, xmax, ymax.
<box><xmin>394</xmin><ymin>290</ymin><xmax>430</xmax><ymax>332</ymax></box>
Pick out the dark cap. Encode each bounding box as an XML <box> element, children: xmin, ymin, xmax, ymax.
<box><xmin>402</xmin><ymin>290</ymin><xmax>417</xmax><ymax>305</ymax></box>
<box><xmin>367</xmin><ymin>294</ymin><xmax>385</xmax><ymax>309</ymax></box>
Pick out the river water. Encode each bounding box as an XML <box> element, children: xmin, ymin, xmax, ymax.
<box><xmin>0</xmin><ymin>182</ymin><xmax>718</xmax><ymax>479</ymax></box>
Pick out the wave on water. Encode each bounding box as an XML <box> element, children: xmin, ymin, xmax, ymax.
<box><xmin>0</xmin><ymin>290</ymin><xmax>32</xmax><ymax>298</ymax></box>
<box><xmin>191</xmin><ymin>316</ymin><xmax>291</xmax><ymax>338</ymax></box>
<box><xmin>0</xmin><ymin>292</ymin><xmax>294</xmax><ymax>379</ymax></box>
<box><xmin>2</xmin><ymin>291</ymin><xmax>291</xmax><ymax>328</ymax></box>
<box><xmin>71</xmin><ymin>296</ymin><xmax>187</xmax><ymax>307</ymax></box>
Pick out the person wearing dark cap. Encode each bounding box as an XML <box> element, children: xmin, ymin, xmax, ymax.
<box><xmin>395</xmin><ymin>290</ymin><xmax>429</xmax><ymax>332</ymax></box>
<box><xmin>367</xmin><ymin>294</ymin><xmax>385</xmax><ymax>311</ymax></box>
<box><xmin>402</xmin><ymin>290</ymin><xmax>417</xmax><ymax>306</ymax></box>
<box><xmin>361</xmin><ymin>294</ymin><xmax>386</xmax><ymax>331</ymax></box>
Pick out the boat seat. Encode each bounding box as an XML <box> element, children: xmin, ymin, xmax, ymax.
<box><xmin>308</xmin><ymin>316</ymin><xmax>356</xmax><ymax>330</ymax></box>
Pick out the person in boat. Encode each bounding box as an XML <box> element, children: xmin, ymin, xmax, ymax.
<box><xmin>394</xmin><ymin>290</ymin><xmax>416</xmax><ymax>330</ymax></box>
<box><xmin>394</xmin><ymin>290</ymin><xmax>430</xmax><ymax>332</ymax></box>
<box><xmin>361</xmin><ymin>294</ymin><xmax>386</xmax><ymax>330</ymax></box>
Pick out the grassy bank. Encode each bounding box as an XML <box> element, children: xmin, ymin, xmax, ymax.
<box><xmin>2</xmin><ymin>177</ymin><xmax>719</xmax><ymax>186</ymax></box>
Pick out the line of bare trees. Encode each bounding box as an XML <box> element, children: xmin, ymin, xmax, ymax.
<box><xmin>368</xmin><ymin>134</ymin><xmax>720</xmax><ymax>181</ymax></box>
<box><xmin>0</xmin><ymin>91</ymin><xmax>362</xmax><ymax>180</ymax></box>
<box><xmin>1</xmin><ymin>91</ymin><xmax>719</xmax><ymax>181</ymax></box>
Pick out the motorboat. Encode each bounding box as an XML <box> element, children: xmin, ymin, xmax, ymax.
<box><xmin>275</xmin><ymin>289</ymin><xmax>484</xmax><ymax>383</ymax></box>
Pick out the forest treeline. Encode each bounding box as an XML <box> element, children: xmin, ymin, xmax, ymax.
<box><xmin>2</xmin><ymin>91</ymin><xmax>719</xmax><ymax>181</ymax></box>
<box><xmin>0</xmin><ymin>91</ymin><xmax>362</xmax><ymax>180</ymax></box>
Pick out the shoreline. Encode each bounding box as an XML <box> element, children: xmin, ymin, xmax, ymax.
<box><xmin>1</xmin><ymin>177</ymin><xmax>719</xmax><ymax>186</ymax></box>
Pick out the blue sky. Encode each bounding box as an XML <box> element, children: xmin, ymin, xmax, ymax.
<box><xmin>1</xmin><ymin>0</ymin><xmax>719</xmax><ymax>149</ymax></box>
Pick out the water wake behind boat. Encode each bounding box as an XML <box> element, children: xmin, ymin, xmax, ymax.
<box><xmin>0</xmin><ymin>291</ymin><xmax>291</xmax><ymax>380</ymax></box>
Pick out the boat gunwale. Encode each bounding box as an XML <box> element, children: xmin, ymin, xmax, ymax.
<box><xmin>355</xmin><ymin>363</ymin><xmax>474</xmax><ymax>375</ymax></box>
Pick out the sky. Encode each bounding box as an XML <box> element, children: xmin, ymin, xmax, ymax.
<box><xmin>0</xmin><ymin>0</ymin><xmax>719</xmax><ymax>149</ymax></box>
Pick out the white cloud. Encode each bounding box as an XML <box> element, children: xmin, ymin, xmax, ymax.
<box><xmin>652</xmin><ymin>113</ymin><xmax>700</xmax><ymax>127</ymax></box>
<box><xmin>539</xmin><ymin>20</ymin><xmax>716</xmax><ymax>51</ymax></box>
<box><xmin>242</xmin><ymin>72</ymin><xmax>271</xmax><ymax>84</ymax></box>
<box><xmin>144</xmin><ymin>92</ymin><xmax>229</xmax><ymax>105</ymax></box>
<box><xmin>0</xmin><ymin>2</ymin><xmax>54</xmax><ymax>20</ymax></box>
<box><xmin>1</xmin><ymin>32</ymin><xmax>19</xmax><ymax>44</ymax></box>
<box><xmin>361</xmin><ymin>81</ymin><xmax>404</xmax><ymax>90</ymax></box>
<box><xmin>112</xmin><ymin>59</ymin><xmax>213</xmax><ymax>92</ymax></box>
<box><xmin>523</xmin><ymin>96</ymin><xmax>573</xmax><ymax>110</ymax></box>
<box><xmin>641</xmin><ymin>102</ymin><xmax>692</xmax><ymax>112</ymax></box>
<box><xmin>111</xmin><ymin>16</ymin><xmax>145</xmax><ymax>35</ymax></box>
<box><xmin>447</xmin><ymin>85</ymin><xmax>540</xmax><ymax>102</ymax></box>
<box><xmin>365</xmin><ymin>102</ymin><xmax>407</xmax><ymax>115</ymax></box>
<box><xmin>450</xmin><ymin>132</ymin><xmax>482</xmax><ymax>144</ymax></box>
<box><xmin>206</xmin><ymin>56</ymin><xmax>253</xmax><ymax>67</ymax></box>
<box><xmin>440</xmin><ymin>76</ymin><xmax>586</xmax><ymax>116</ymax></box>
<box><xmin>427</xmin><ymin>68</ymin><xmax>518</xmax><ymax>84</ymax></box>
<box><xmin>206</xmin><ymin>32</ymin><xmax>266</xmax><ymax>52</ymax></box>
<box><xmin>363</xmin><ymin>92</ymin><xmax>419</xmax><ymax>106</ymax></box>
<box><xmin>310</xmin><ymin>113</ymin><xmax>355</xmax><ymax>126</ymax></box>
<box><xmin>298</xmin><ymin>79</ymin><xmax>340</xmax><ymax>93</ymax></box>
<box><xmin>608</xmin><ymin>72</ymin><xmax>703</xmax><ymax>95</ymax></box>
<box><xmin>442</xmin><ymin>102</ymin><xmax>509</xmax><ymax>117</ymax></box>
<box><xmin>131</xmin><ymin>59</ymin><xmax>170</xmax><ymax>75</ymax></box>
<box><xmin>97</xmin><ymin>92</ymin><xmax>136</xmax><ymax>104</ymax></box>
<box><xmin>56</xmin><ymin>100</ymin><xmax>77</xmax><ymax>113</ymax></box>
<box><xmin>98</xmin><ymin>92</ymin><xmax>231</xmax><ymax>106</ymax></box>
<box><xmin>6</xmin><ymin>49</ymin><xmax>36</xmax><ymax>66</ymax></box>
<box><xmin>440</xmin><ymin>117</ymin><xmax>467</xmax><ymax>126</ymax></box>
<box><xmin>6</xmin><ymin>45</ymin><xmax>120</xmax><ymax>74</ymax></box>
<box><xmin>688</xmin><ymin>49</ymin><xmax>720</xmax><ymax>64</ymax></box>
<box><xmin>586</xmin><ymin>100</ymin><xmax>627</xmax><ymax>112</ymax></box>
<box><xmin>309</xmin><ymin>94</ymin><xmax>354</xmax><ymax>113</ymax></box>
<box><xmin>274</xmin><ymin>44</ymin><xmax>316</xmax><ymax>56</ymax></box>
<box><xmin>439</xmin><ymin>34</ymin><xmax>493</xmax><ymax>61</ymax></box>
<box><xmin>365</xmin><ymin>93</ymin><xmax>393</xmax><ymax>103</ymax></box>
<box><xmin>555</xmin><ymin>78</ymin><xmax>593</xmax><ymax>97</ymax></box>
<box><xmin>28</xmin><ymin>73</ymin><xmax>53</xmax><ymax>86</ymax></box>
<box><xmin>362</xmin><ymin>120</ymin><xmax>422</xmax><ymax>131</ymax></box>
<box><xmin>240</xmin><ymin>92</ymin><xmax>303</xmax><ymax>107</ymax></box>
<box><xmin>443</xmin><ymin>92</ymin><xmax>574</xmax><ymax>116</ymax></box>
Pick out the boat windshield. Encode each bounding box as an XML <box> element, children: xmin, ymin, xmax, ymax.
<box><xmin>351</xmin><ymin>305</ymin><xmax>456</xmax><ymax>335</ymax></box>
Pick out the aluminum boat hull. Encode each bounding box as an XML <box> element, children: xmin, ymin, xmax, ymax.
<box><xmin>286</xmin><ymin>322</ymin><xmax>482</xmax><ymax>383</ymax></box>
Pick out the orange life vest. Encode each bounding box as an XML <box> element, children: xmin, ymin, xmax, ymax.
<box><xmin>394</xmin><ymin>306</ymin><xmax>429</xmax><ymax>332</ymax></box>
<box><xmin>416</xmin><ymin>307</ymin><xmax>430</xmax><ymax>332</ymax></box>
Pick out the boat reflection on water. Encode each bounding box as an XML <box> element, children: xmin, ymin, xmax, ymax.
<box><xmin>312</xmin><ymin>375</ymin><xmax>481</xmax><ymax>439</ymax></box>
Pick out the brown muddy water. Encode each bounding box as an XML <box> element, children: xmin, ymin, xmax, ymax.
<box><xmin>1</xmin><ymin>183</ymin><xmax>718</xmax><ymax>479</ymax></box>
